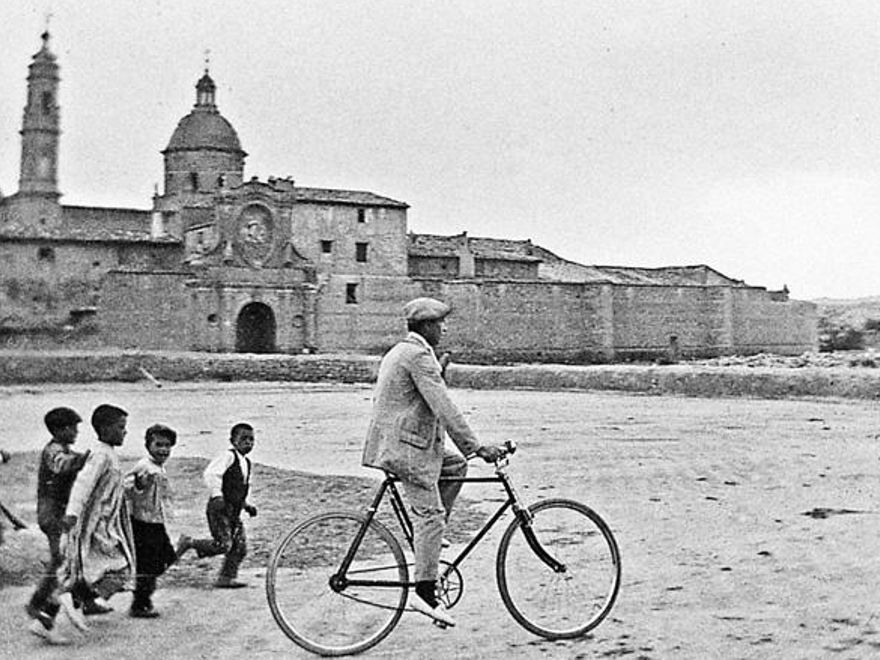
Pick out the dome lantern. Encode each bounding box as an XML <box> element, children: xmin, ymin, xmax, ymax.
<box><xmin>196</xmin><ymin>71</ymin><xmax>216</xmax><ymax>109</ymax></box>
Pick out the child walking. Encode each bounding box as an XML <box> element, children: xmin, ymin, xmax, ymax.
<box><xmin>26</xmin><ymin>407</ymin><xmax>95</xmax><ymax>645</ymax></box>
<box><xmin>124</xmin><ymin>423</ymin><xmax>180</xmax><ymax>618</ymax></box>
<box><xmin>56</xmin><ymin>404</ymin><xmax>136</xmax><ymax>632</ymax></box>
<box><xmin>176</xmin><ymin>422</ymin><xmax>257</xmax><ymax>588</ymax></box>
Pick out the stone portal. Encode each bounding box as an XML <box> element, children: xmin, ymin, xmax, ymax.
<box><xmin>236</xmin><ymin>302</ymin><xmax>276</xmax><ymax>353</ymax></box>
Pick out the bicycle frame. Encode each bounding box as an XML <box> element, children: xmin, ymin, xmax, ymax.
<box><xmin>333</xmin><ymin>460</ymin><xmax>566</xmax><ymax>593</ymax></box>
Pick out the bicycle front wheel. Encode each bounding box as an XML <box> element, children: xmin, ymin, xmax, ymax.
<box><xmin>496</xmin><ymin>498</ymin><xmax>621</xmax><ymax>639</ymax></box>
<box><xmin>266</xmin><ymin>511</ymin><xmax>409</xmax><ymax>656</ymax></box>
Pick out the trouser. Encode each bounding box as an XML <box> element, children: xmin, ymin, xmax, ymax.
<box><xmin>401</xmin><ymin>450</ymin><xmax>468</xmax><ymax>582</ymax></box>
<box><xmin>189</xmin><ymin>496</ymin><xmax>247</xmax><ymax>579</ymax></box>
<box><xmin>28</xmin><ymin>529</ymin><xmax>63</xmax><ymax>623</ymax></box>
<box><xmin>131</xmin><ymin>518</ymin><xmax>177</xmax><ymax>609</ymax></box>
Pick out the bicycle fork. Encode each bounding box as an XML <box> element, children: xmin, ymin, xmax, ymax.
<box><xmin>502</xmin><ymin>471</ymin><xmax>567</xmax><ymax>574</ymax></box>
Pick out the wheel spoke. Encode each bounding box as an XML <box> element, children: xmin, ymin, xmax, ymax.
<box><xmin>496</xmin><ymin>499</ymin><xmax>620</xmax><ymax>639</ymax></box>
<box><xmin>266</xmin><ymin>512</ymin><xmax>408</xmax><ymax>655</ymax></box>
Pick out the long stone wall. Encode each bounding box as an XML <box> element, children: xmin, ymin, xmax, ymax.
<box><xmin>0</xmin><ymin>350</ymin><xmax>876</xmax><ymax>399</ymax></box>
<box><xmin>415</xmin><ymin>279</ymin><xmax>815</xmax><ymax>363</ymax></box>
<box><xmin>436</xmin><ymin>280</ymin><xmax>611</xmax><ymax>362</ymax></box>
<box><xmin>91</xmin><ymin>270</ymin><xmax>816</xmax><ymax>361</ymax></box>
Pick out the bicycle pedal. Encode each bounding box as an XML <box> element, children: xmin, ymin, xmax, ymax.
<box><xmin>432</xmin><ymin>620</ymin><xmax>449</xmax><ymax>630</ymax></box>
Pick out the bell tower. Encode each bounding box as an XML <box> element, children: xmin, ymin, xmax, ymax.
<box><xmin>19</xmin><ymin>31</ymin><xmax>61</xmax><ymax>198</ymax></box>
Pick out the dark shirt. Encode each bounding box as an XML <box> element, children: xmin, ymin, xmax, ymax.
<box><xmin>36</xmin><ymin>440</ymin><xmax>86</xmax><ymax>533</ymax></box>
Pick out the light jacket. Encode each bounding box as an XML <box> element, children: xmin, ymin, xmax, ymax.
<box><xmin>362</xmin><ymin>332</ymin><xmax>480</xmax><ymax>488</ymax></box>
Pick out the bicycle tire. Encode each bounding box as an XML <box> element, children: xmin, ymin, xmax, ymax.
<box><xmin>266</xmin><ymin>511</ymin><xmax>409</xmax><ymax>656</ymax></box>
<box><xmin>496</xmin><ymin>498</ymin><xmax>621</xmax><ymax>639</ymax></box>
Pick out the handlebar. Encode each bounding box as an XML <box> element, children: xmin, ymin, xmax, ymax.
<box><xmin>492</xmin><ymin>440</ymin><xmax>517</xmax><ymax>468</ymax></box>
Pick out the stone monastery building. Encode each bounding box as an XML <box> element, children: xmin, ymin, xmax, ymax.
<box><xmin>0</xmin><ymin>33</ymin><xmax>816</xmax><ymax>362</ymax></box>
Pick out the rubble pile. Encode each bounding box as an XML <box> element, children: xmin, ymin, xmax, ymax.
<box><xmin>690</xmin><ymin>351</ymin><xmax>878</xmax><ymax>369</ymax></box>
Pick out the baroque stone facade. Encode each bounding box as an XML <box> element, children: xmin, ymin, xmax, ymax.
<box><xmin>0</xmin><ymin>33</ymin><xmax>817</xmax><ymax>361</ymax></box>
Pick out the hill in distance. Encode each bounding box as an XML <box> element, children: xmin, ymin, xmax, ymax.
<box><xmin>812</xmin><ymin>295</ymin><xmax>880</xmax><ymax>329</ymax></box>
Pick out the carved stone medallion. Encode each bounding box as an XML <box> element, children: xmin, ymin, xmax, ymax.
<box><xmin>235</xmin><ymin>203</ymin><xmax>274</xmax><ymax>267</ymax></box>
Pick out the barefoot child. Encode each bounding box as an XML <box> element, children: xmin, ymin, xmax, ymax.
<box><xmin>124</xmin><ymin>424</ymin><xmax>181</xmax><ymax>618</ymax></box>
<box><xmin>26</xmin><ymin>407</ymin><xmax>92</xmax><ymax>645</ymax></box>
<box><xmin>176</xmin><ymin>422</ymin><xmax>257</xmax><ymax>588</ymax></box>
<box><xmin>56</xmin><ymin>404</ymin><xmax>135</xmax><ymax>632</ymax></box>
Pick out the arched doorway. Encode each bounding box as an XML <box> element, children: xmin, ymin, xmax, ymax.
<box><xmin>236</xmin><ymin>302</ymin><xmax>276</xmax><ymax>353</ymax></box>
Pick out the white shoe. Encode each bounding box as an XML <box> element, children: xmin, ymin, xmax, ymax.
<box><xmin>410</xmin><ymin>594</ymin><xmax>456</xmax><ymax>627</ymax></box>
<box><xmin>440</xmin><ymin>537</ymin><xmax>451</xmax><ymax>549</ymax></box>
<box><xmin>28</xmin><ymin>620</ymin><xmax>72</xmax><ymax>645</ymax></box>
<box><xmin>57</xmin><ymin>593</ymin><xmax>89</xmax><ymax>631</ymax></box>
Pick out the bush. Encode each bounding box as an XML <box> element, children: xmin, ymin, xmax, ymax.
<box><xmin>819</xmin><ymin>320</ymin><xmax>865</xmax><ymax>352</ymax></box>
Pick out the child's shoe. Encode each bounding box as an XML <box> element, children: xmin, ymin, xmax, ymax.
<box><xmin>57</xmin><ymin>592</ymin><xmax>89</xmax><ymax>631</ymax></box>
<box><xmin>213</xmin><ymin>577</ymin><xmax>247</xmax><ymax>589</ymax></box>
<box><xmin>28</xmin><ymin>619</ymin><xmax>72</xmax><ymax>645</ymax></box>
<box><xmin>24</xmin><ymin>603</ymin><xmax>53</xmax><ymax>629</ymax></box>
<box><xmin>82</xmin><ymin>597</ymin><xmax>113</xmax><ymax>615</ymax></box>
<box><xmin>129</xmin><ymin>605</ymin><xmax>160</xmax><ymax>618</ymax></box>
<box><xmin>175</xmin><ymin>534</ymin><xmax>193</xmax><ymax>560</ymax></box>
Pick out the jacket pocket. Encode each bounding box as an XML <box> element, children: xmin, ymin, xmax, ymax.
<box><xmin>398</xmin><ymin>417</ymin><xmax>431</xmax><ymax>450</ymax></box>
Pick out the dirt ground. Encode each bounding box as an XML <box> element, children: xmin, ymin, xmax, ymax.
<box><xmin>1</xmin><ymin>382</ymin><xmax>880</xmax><ymax>658</ymax></box>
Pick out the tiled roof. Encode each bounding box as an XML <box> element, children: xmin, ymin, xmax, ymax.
<box><xmin>408</xmin><ymin>233</ymin><xmax>541</xmax><ymax>262</ymax></box>
<box><xmin>295</xmin><ymin>187</ymin><xmax>408</xmax><ymax>208</ymax></box>
<box><xmin>531</xmin><ymin>245</ymin><xmax>746</xmax><ymax>286</ymax></box>
<box><xmin>181</xmin><ymin>207</ymin><xmax>215</xmax><ymax>230</ymax></box>
<box><xmin>64</xmin><ymin>205</ymin><xmax>151</xmax><ymax>228</ymax></box>
<box><xmin>591</xmin><ymin>265</ymin><xmax>743</xmax><ymax>286</ymax></box>
<box><xmin>0</xmin><ymin>205</ymin><xmax>179</xmax><ymax>244</ymax></box>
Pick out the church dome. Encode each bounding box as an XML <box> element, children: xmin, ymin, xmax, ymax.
<box><xmin>165</xmin><ymin>110</ymin><xmax>244</xmax><ymax>153</ymax></box>
<box><xmin>163</xmin><ymin>72</ymin><xmax>245</xmax><ymax>155</ymax></box>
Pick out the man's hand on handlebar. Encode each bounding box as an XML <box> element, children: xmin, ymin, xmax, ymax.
<box><xmin>475</xmin><ymin>445</ymin><xmax>506</xmax><ymax>463</ymax></box>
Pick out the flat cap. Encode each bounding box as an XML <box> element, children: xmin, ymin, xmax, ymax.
<box><xmin>403</xmin><ymin>297</ymin><xmax>451</xmax><ymax>322</ymax></box>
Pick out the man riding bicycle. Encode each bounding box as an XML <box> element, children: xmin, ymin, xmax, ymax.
<box><xmin>362</xmin><ymin>297</ymin><xmax>504</xmax><ymax>627</ymax></box>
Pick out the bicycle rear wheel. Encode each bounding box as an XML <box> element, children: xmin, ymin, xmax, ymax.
<box><xmin>496</xmin><ymin>498</ymin><xmax>620</xmax><ymax>639</ymax></box>
<box><xmin>266</xmin><ymin>511</ymin><xmax>408</xmax><ymax>656</ymax></box>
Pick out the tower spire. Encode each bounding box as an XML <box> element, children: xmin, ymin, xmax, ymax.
<box><xmin>18</xmin><ymin>29</ymin><xmax>61</xmax><ymax>198</ymax></box>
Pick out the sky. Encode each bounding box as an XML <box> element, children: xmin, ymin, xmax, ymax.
<box><xmin>1</xmin><ymin>0</ymin><xmax>879</xmax><ymax>300</ymax></box>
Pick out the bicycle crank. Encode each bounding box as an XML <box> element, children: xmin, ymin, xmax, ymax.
<box><xmin>437</xmin><ymin>560</ymin><xmax>464</xmax><ymax>609</ymax></box>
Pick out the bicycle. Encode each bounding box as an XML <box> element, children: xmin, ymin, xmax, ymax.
<box><xmin>265</xmin><ymin>441</ymin><xmax>621</xmax><ymax>656</ymax></box>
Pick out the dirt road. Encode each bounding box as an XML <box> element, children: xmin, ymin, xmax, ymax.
<box><xmin>1</xmin><ymin>383</ymin><xmax>879</xmax><ymax>658</ymax></box>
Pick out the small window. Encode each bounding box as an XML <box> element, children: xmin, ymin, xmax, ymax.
<box><xmin>357</xmin><ymin>208</ymin><xmax>366</xmax><ymax>223</ymax></box>
<box><xmin>41</xmin><ymin>92</ymin><xmax>53</xmax><ymax>115</ymax></box>
<box><xmin>320</xmin><ymin>240</ymin><xmax>333</xmax><ymax>254</ymax></box>
<box><xmin>355</xmin><ymin>242</ymin><xmax>368</xmax><ymax>263</ymax></box>
<box><xmin>190</xmin><ymin>172</ymin><xmax>199</xmax><ymax>191</ymax></box>
<box><xmin>346</xmin><ymin>283</ymin><xmax>359</xmax><ymax>304</ymax></box>
<box><xmin>217</xmin><ymin>174</ymin><xmax>226</xmax><ymax>188</ymax></box>
<box><xmin>37</xmin><ymin>246</ymin><xmax>55</xmax><ymax>262</ymax></box>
